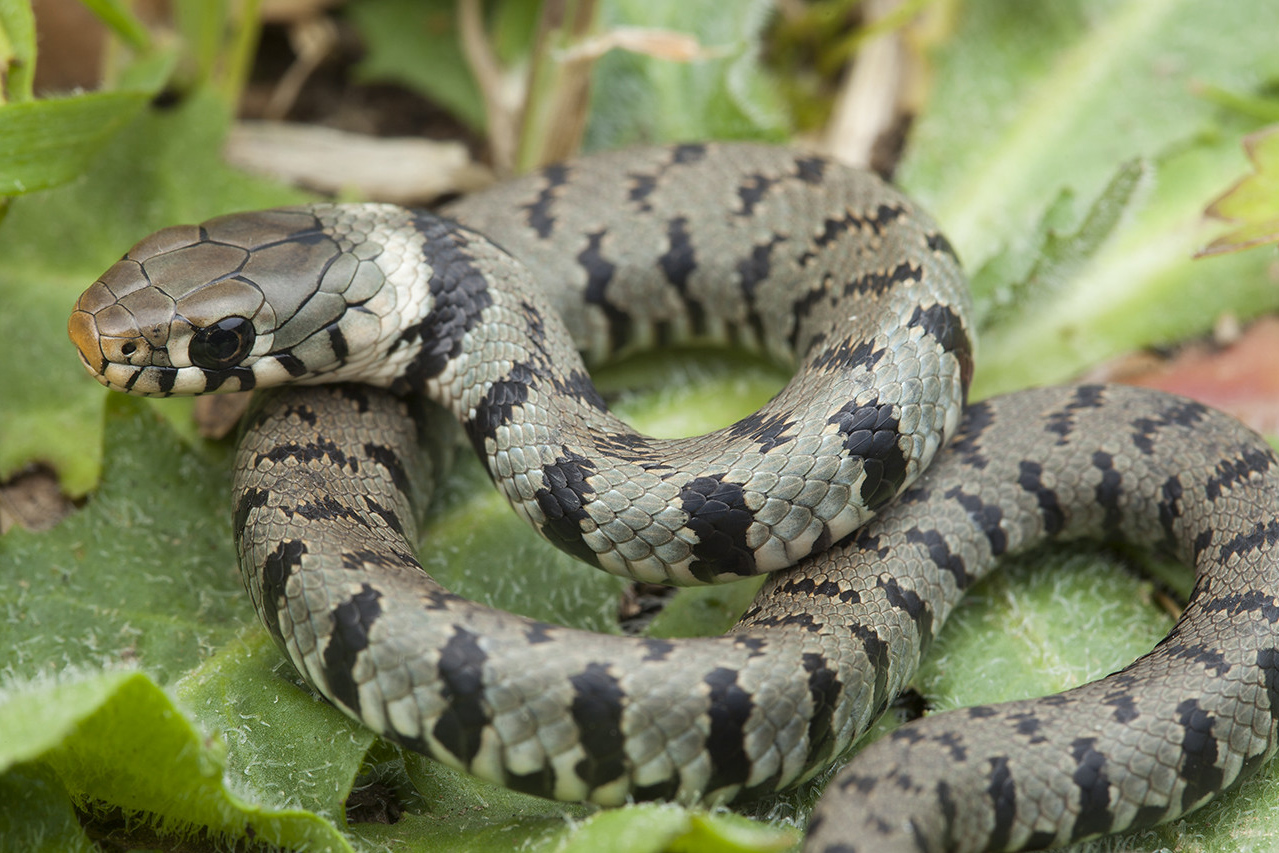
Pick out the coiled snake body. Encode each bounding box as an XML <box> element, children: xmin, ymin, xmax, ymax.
<box><xmin>69</xmin><ymin>143</ymin><xmax>1279</xmax><ymax>852</ymax></box>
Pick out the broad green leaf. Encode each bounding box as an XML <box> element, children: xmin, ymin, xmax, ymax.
<box><xmin>0</xmin><ymin>668</ymin><xmax>359</xmax><ymax>852</ymax></box>
<box><xmin>0</xmin><ymin>764</ymin><xmax>98</xmax><ymax>853</ymax></box>
<box><xmin>897</xmin><ymin>0</ymin><xmax>1279</xmax><ymax>398</ymax></box>
<box><xmin>0</xmin><ymin>0</ymin><xmax>176</xmax><ymax>197</ymax></box>
<box><xmin>0</xmin><ymin>395</ymin><xmax>239</xmax><ymax>682</ymax></box>
<box><xmin>975</xmin><ymin>159</ymin><xmax>1149</xmax><ymax>332</ymax></box>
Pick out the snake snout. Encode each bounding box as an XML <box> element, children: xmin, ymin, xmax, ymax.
<box><xmin>68</xmin><ymin>268</ymin><xmax>176</xmax><ymax>393</ymax></box>
<box><xmin>68</xmin><ymin>307</ymin><xmax>106</xmax><ymax>375</ymax></box>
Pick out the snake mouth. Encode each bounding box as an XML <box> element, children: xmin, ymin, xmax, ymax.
<box><xmin>74</xmin><ymin>350</ymin><xmax>115</xmax><ymax>392</ymax></box>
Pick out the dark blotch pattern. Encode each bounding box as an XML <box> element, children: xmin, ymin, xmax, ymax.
<box><xmin>569</xmin><ymin>663</ymin><xmax>628</xmax><ymax>790</ymax></box>
<box><xmin>578</xmin><ymin>229</ymin><xmax>631</xmax><ymax>350</ymax></box>
<box><xmin>826</xmin><ymin>399</ymin><xmax>907</xmax><ymax>509</ymax></box>
<box><xmin>1091</xmin><ymin>451</ymin><xmax>1123</xmax><ymax>536</ymax></box>
<box><xmin>802</xmin><ymin>652</ymin><xmax>843</xmax><ymax>768</ymax></box>
<box><xmin>947</xmin><ymin>400</ymin><xmax>994</xmax><ymax>468</ymax></box>
<box><xmin>906</xmin><ymin>302</ymin><xmax>973</xmax><ymax>391</ymax></box>
<box><xmin>466</xmin><ymin>362</ymin><xmax>534</xmax><ymax>464</ymax></box>
<box><xmin>323</xmin><ymin>583</ymin><xmax>384</xmax><ymax>713</ymax></box>
<box><xmin>522</xmin><ymin>163</ymin><xmax>570</xmax><ymax>237</ymax></box>
<box><xmin>809</xmin><ymin>338</ymin><xmax>884</xmax><ymax>373</ymax></box>
<box><xmin>433</xmin><ymin>626</ymin><xmax>492</xmax><ymax>765</ymax></box>
<box><xmin>400</xmin><ymin>218</ymin><xmax>494</xmax><ymax>380</ymax></box>
<box><xmin>1175</xmin><ymin>699</ymin><xmax>1223</xmax><ymax>811</ymax></box>
<box><xmin>259</xmin><ymin>538</ymin><xmax>306</xmax><ymax>639</ymax></box>
<box><xmin>1206</xmin><ymin>447</ymin><xmax>1275</xmax><ymax>499</ymax></box>
<box><xmin>906</xmin><ymin>526</ymin><xmax>971</xmax><ymax>590</ymax></box>
<box><xmin>704</xmin><ymin>667</ymin><xmax>754</xmax><ymax>792</ymax></box>
<box><xmin>1218</xmin><ymin>519</ymin><xmax>1279</xmax><ymax>563</ymax></box>
<box><xmin>1045</xmin><ymin>385</ymin><xmax>1107</xmax><ymax>444</ymax></box>
<box><xmin>679</xmin><ymin>475</ymin><xmax>756</xmax><ymax>581</ymax></box>
<box><xmin>737</xmin><ymin>234</ymin><xmax>787</xmax><ymax>299</ymax></box>
<box><xmin>534</xmin><ymin>450</ymin><xmax>603</xmax><ymax>568</ymax></box>
<box><xmin>845</xmin><ymin>261</ymin><xmax>920</xmax><ymax>297</ymax></box>
<box><xmin>737</xmin><ymin>173</ymin><xmax>778</xmax><ymax>217</ymax></box>
<box><xmin>1069</xmin><ymin>737</ymin><xmax>1114</xmax><ymax>840</ymax></box>
<box><xmin>363</xmin><ymin>441</ymin><xmax>413</xmax><ymax>496</ymax></box>
<box><xmin>725</xmin><ymin>409</ymin><xmax>796</xmax><ymax>452</ymax></box>
<box><xmin>659</xmin><ymin>216</ymin><xmax>697</xmax><ymax>288</ymax></box>
<box><xmin>1018</xmin><ymin>461</ymin><xmax>1064</xmax><ymax>534</ymax></box>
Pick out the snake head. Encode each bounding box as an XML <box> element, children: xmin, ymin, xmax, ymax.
<box><xmin>69</xmin><ymin>205</ymin><xmax>403</xmax><ymax>396</ymax></box>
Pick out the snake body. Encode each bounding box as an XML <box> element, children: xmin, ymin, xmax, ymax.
<box><xmin>69</xmin><ymin>143</ymin><xmax>1279</xmax><ymax>851</ymax></box>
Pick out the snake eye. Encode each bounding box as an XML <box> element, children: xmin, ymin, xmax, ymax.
<box><xmin>189</xmin><ymin>317</ymin><xmax>255</xmax><ymax>370</ymax></box>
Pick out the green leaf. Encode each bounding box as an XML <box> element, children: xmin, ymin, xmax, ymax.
<box><xmin>975</xmin><ymin>159</ymin><xmax>1149</xmax><ymax>332</ymax></box>
<box><xmin>0</xmin><ymin>764</ymin><xmax>98</xmax><ymax>853</ymax></box>
<box><xmin>0</xmin><ymin>668</ymin><xmax>359</xmax><ymax>852</ymax></box>
<box><xmin>1</xmin><ymin>394</ymin><xmax>237</xmax><ymax>681</ymax></box>
<box><xmin>0</xmin><ymin>0</ymin><xmax>178</xmax><ymax>197</ymax></box>
<box><xmin>0</xmin><ymin>92</ymin><xmax>151</xmax><ymax>195</ymax></box>
<box><xmin>916</xmin><ymin>551</ymin><xmax>1181</xmax><ymax>711</ymax></box>
<box><xmin>584</xmin><ymin>0</ymin><xmax>789</xmax><ymax>149</ymax></box>
<box><xmin>897</xmin><ymin>0</ymin><xmax>1279</xmax><ymax>398</ymax></box>
<box><xmin>348</xmin><ymin>0</ymin><xmax>788</xmax><ymax>150</ymax></box>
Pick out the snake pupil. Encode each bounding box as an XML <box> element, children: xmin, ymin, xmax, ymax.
<box><xmin>189</xmin><ymin>317</ymin><xmax>255</xmax><ymax>370</ymax></box>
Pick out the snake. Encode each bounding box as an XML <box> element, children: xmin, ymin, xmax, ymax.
<box><xmin>67</xmin><ymin>142</ymin><xmax>1279</xmax><ymax>852</ymax></box>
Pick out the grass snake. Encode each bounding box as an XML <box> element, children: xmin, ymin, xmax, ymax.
<box><xmin>68</xmin><ymin>143</ymin><xmax>1279</xmax><ymax>852</ymax></box>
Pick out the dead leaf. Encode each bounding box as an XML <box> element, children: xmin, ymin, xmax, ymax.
<box><xmin>1097</xmin><ymin>316</ymin><xmax>1279</xmax><ymax>435</ymax></box>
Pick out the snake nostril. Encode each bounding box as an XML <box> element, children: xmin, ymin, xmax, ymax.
<box><xmin>121</xmin><ymin>342</ymin><xmax>137</xmax><ymax>357</ymax></box>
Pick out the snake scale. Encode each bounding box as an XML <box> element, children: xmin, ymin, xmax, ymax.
<box><xmin>69</xmin><ymin>143</ymin><xmax>1279</xmax><ymax>852</ymax></box>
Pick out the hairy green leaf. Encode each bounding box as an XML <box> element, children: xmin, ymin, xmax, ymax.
<box><xmin>899</xmin><ymin>0</ymin><xmax>1279</xmax><ymax>397</ymax></box>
